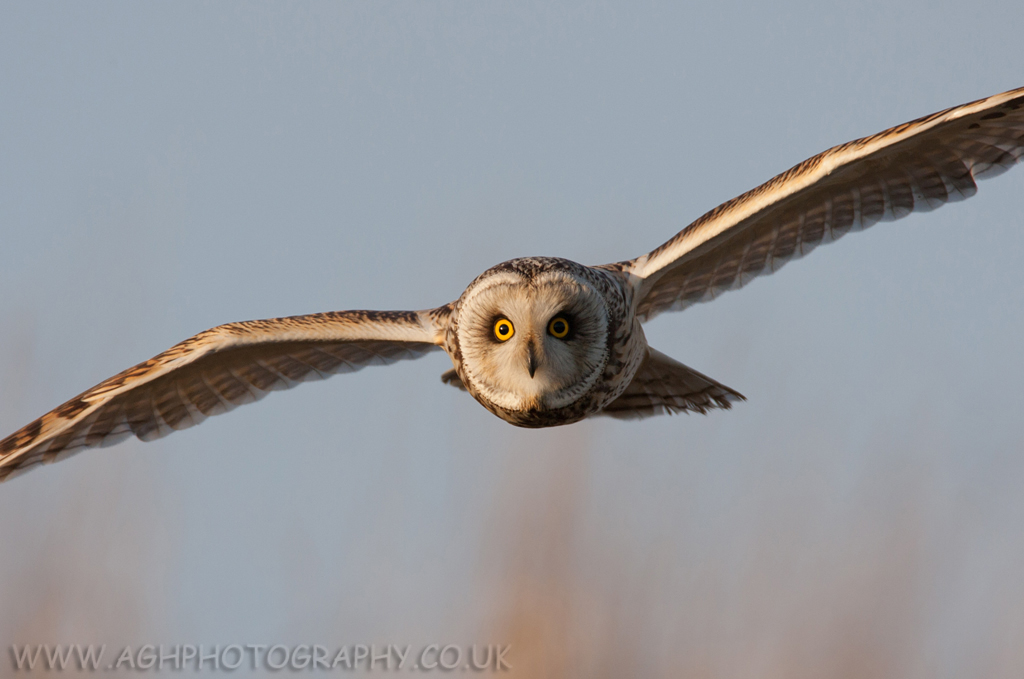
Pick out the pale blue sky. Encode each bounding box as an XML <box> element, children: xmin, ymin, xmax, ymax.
<box><xmin>2</xmin><ymin>2</ymin><xmax>1023</xmax><ymax>676</ymax></box>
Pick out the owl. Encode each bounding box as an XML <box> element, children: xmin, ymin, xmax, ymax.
<box><xmin>2</xmin><ymin>87</ymin><xmax>1023</xmax><ymax>481</ymax></box>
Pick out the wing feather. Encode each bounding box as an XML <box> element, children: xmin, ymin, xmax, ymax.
<box><xmin>606</xmin><ymin>87</ymin><xmax>1024</xmax><ymax>321</ymax></box>
<box><xmin>0</xmin><ymin>306</ymin><xmax>451</xmax><ymax>481</ymax></box>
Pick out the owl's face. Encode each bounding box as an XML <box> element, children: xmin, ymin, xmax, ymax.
<box><xmin>456</xmin><ymin>263</ymin><xmax>610</xmax><ymax>414</ymax></box>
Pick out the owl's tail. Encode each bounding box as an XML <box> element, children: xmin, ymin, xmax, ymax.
<box><xmin>600</xmin><ymin>348</ymin><xmax>744</xmax><ymax>419</ymax></box>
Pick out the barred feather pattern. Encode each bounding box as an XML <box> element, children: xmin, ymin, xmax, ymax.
<box><xmin>0</xmin><ymin>309</ymin><xmax>449</xmax><ymax>482</ymax></box>
<box><xmin>608</xmin><ymin>87</ymin><xmax>1024</xmax><ymax>321</ymax></box>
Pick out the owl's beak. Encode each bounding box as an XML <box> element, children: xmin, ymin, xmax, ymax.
<box><xmin>527</xmin><ymin>339</ymin><xmax>539</xmax><ymax>378</ymax></box>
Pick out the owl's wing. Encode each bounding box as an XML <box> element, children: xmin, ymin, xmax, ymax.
<box><xmin>0</xmin><ymin>307</ymin><xmax>452</xmax><ymax>482</ymax></box>
<box><xmin>599</xmin><ymin>348</ymin><xmax>744</xmax><ymax>419</ymax></box>
<box><xmin>601</xmin><ymin>87</ymin><xmax>1024</xmax><ymax>322</ymax></box>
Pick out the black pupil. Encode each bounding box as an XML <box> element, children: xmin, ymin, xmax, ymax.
<box><xmin>553</xmin><ymin>320</ymin><xmax>565</xmax><ymax>334</ymax></box>
<box><xmin>498</xmin><ymin>323</ymin><xmax>510</xmax><ymax>336</ymax></box>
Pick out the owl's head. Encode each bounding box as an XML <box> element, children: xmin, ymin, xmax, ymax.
<box><xmin>454</xmin><ymin>258</ymin><xmax>610</xmax><ymax>416</ymax></box>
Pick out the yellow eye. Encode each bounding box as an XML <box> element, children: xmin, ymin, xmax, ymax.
<box><xmin>548</xmin><ymin>316</ymin><xmax>570</xmax><ymax>339</ymax></box>
<box><xmin>493</xmin><ymin>318</ymin><xmax>514</xmax><ymax>342</ymax></box>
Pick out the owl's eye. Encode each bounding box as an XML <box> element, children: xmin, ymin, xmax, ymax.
<box><xmin>493</xmin><ymin>318</ymin><xmax>515</xmax><ymax>342</ymax></box>
<box><xmin>548</xmin><ymin>316</ymin><xmax>570</xmax><ymax>339</ymax></box>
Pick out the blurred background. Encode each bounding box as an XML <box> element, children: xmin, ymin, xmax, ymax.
<box><xmin>2</xmin><ymin>2</ymin><xmax>1023</xmax><ymax>676</ymax></box>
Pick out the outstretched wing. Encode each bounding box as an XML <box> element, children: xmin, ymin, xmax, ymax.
<box><xmin>0</xmin><ymin>307</ymin><xmax>451</xmax><ymax>482</ymax></box>
<box><xmin>604</xmin><ymin>86</ymin><xmax>1024</xmax><ymax>322</ymax></box>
